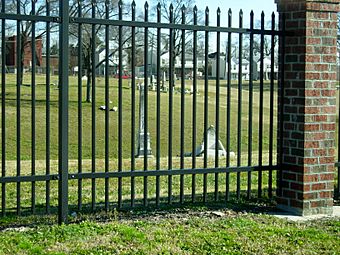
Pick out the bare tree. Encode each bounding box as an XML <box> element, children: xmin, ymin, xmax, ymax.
<box><xmin>69</xmin><ymin>0</ymin><xmax>143</xmax><ymax>102</ymax></box>
<box><xmin>150</xmin><ymin>0</ymin><xmax>203</xmax><ymax>86</ymax></box>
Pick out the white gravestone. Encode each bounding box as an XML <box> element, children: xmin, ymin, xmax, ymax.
<box><xmin>191</xmin><ymin>125</ymin><xmax>234</xmax><ymax>158</ymax></box>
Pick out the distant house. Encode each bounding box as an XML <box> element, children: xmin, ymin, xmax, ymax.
<box><xmin>210</xmin><ymin>53</ymin><xmax>258</xmax><ymax>80</ymax></box>
<box><xmin>157</xmin><ymin>51</ymin><xmax>204</xmax><ymax>80</ymax></box>
<box><xmin>210</xmin><ymin>52</ymin><xmax>278</xmax><ymax>81</ymax></box>
<box><xmin>5</xmin><ymin>35</ymin><xmax>43</xmax><ymax>68</ymax></box>
<box><xmin>259</xmin><ymin>58</ymin><xmax>279</xmax><ymax>80</ymax></box>
<box><xmin>96</xmin><ymin>47</ymin><xmax>129</xmax><ymax>76</ymax></box>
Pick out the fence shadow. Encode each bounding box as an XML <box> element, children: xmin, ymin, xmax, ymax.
<box><xmin>0</xmin><ymin>188</ymin><xmax>276</xmax><ymax>230</ymax></box>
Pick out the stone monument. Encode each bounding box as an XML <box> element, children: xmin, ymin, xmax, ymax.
<box><xmin>136</xmin><ymin>83</ymin><xmax>152</xmax><ymax>158</ymax></box>
<box><xmin>191</xmin><ymin>125</ymin><xmax>232</xmax><ymax>158</ymax></box>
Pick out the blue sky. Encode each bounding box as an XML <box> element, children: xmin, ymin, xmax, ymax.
<box><xmin>133</xmin><ymin>0</ymin><xmax>278</xmax><ymax>26</ymax></box>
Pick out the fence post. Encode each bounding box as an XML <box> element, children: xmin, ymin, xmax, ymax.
<box><xmin>276</xmin><ymin>0</ymin><xmax>339</xmax><ymax>216</ymax></box>
<box><xmin>58</xmin><ymin>0</ymin><xmax>69</xmax><ymax>224</ymax></box>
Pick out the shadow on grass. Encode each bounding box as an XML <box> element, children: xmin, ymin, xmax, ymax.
<box><xmin>0</xmin><ymin>189</ymin><xmax>277</xmax><ymax>230</ymax></box>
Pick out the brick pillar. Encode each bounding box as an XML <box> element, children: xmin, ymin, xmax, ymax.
<box><xmin>276</xmin><ymin>0</ymin><xmax>339</xmax><ymax>216</ymax></box>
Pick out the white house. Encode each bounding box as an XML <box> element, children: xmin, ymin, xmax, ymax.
<box><xmin>97</xmin><ymin>47</ymin><xmax>129</xmax><ymax>76</ymax></box>
<box><xmin>210</xmin><ymin>53</ymin><xmax>277</xmax><ymax>81</ymax></box>
<box><xmin>210</xmin><ymin>54</ymin><xmax>258</xmax><ymax>81</ymax></box>
<box><xmin>258</xmin><ymin>58</ymin><xmax>279</xmax><ymax>80</ymax></box>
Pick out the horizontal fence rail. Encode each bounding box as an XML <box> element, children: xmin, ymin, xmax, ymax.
<box><xmin>0</xmin><ymin>0</ymin><xmax>284</xmax><ymax>223</ymax></box>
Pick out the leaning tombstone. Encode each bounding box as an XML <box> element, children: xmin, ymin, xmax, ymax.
<box><xmin>189</xmin><ymin>125</ymin><xmax>234</xmax><ymax>158</ymax></box>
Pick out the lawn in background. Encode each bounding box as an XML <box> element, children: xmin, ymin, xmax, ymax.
<box><xmin>0</xmin><ymin>73</ymin><xmax>277</xmax><ymax>163</ymax></box>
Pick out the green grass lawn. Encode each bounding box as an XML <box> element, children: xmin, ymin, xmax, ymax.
<box><xmin>0</xmin><ymin>74</ymin><xmax>339</xmax><ymax>254</ymax></box>
<box><xmin>0</xmin><ymin>73</ymin><xmax>280</xmax><ymax>211</ymax></box>
<box><xmin>0</xmin><ymin>73</ymin><xmax>277</xmax><ymax>163</ymax></box>
<box><xmin>1</xmin><ymin>154</ymin><xmax>277</xmax><ymax>215</ymax></box>
<box><xmin>0</xmin><ymin>206</ymin><xmax>339</xmax><ymax>255</ymax></box>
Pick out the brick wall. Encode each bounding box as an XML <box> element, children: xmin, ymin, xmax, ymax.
<box><xmin>276</xmin><ymin>0</ymin><xmax>339</xmax><ymax>216</ymax></box>
<box><xmin>5</xmin><ymin>35</ymin><xmax>43</xmax><ymax>67</ymax></box>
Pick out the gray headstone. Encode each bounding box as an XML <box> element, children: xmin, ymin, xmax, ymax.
<box><xmin>136</xmin><ymin>83</ymin><xmax>153</xmax><ymax>158</ymax></box>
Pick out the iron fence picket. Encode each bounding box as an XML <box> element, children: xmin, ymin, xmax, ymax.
<box><xmin>45</xmin><ymin>0</ymin><xmax>51</xmax><ymax>214</ymax></box>
<box><xmin>168</xmin><ymin>4</ymin><xmax>174</xmax><ymax>205</ymax></box>
<box><xmin>226</xmin><ymin>8</ymin><xmax>232</xmax><ymax>202</ymax></box>
<box><xmin>31</xmin><ymin>0</ymin><xmax>37</xmax><ymax>214</ymax></box>
<box><xmin>180</xmin><ymin>5</ymin><xmax>186</xmax><ymax>204</ymax></box>
<box><xmin>237</xmin><ymin>10</ymin><xmax>243</xmax><ymax>200</ymax></box>
<box><xmin>131</xmin><ymin>0</ymin><xmax>136</xmax><ymax>208</ymax></box>
<box><xmin>91</xmin><ymin>0</ymin><xmax>97</xmax><ymax>211</ymax></box>
<box><xmin>118</xmin><ymin>0</ymin><xmax>123</xmax><ymax>208</ymax></box>
<box><xmin>247</xmin><ymin>11</ymin><xmax>254</xmax><ymax>200</ymax></box>
<box><xmin>143</xmin><ymin>2</ymin><xmax>149</xmax><ymax>207</ymax></box>
<box><xmin>1</xmin><ymin>0</ymin><xmax>5</xmax><ymax>217</ymax></box>
<box><xmin>16</xmin><ymin>0</ymin><xmax>22</xmax><ymax>216</ymax></box>
<box><xmin>104</xmin><ymin>0</ymin><xmax>110</xmax><ymax>212</ymax></box>
<box><xmin>203</xmin><ymin>7</ymin><xmax>209</xmax><ymax>203</ymax></box>
<box><xmin>191</xmin><ymin>5</ymin><xmax>198</xmax><ymax>203</ymax></box>
<box><xmin>269</xmin><ymin>12</ymin><xmax>276</xmax><ymax>198</ymax></box>
<box><xmin>258</xmin><ymin>12</ymin><xmax>265</xmax><ymax>198</ymax></box>
<box><xmin>58</xmin><ymin>0</ymin><xmax>70</xmax><ymax>225</ymax></box>
<box><xmin>77</xmin><ymin>0</ymin><xmax>83</xmax><ymax>212</ymax></box>
<box><xmin>155</xmin><ymin>2</ymin><xmax>161</xmax><ymax>207</ymax></box>
<box><xmin>215</xmin><ymin>8</ymin><xmax>221</xmax><ymax>202</ymax></box>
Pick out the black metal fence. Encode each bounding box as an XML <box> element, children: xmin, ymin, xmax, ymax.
<box><xmin>0</xmin><ymin>0</ymin><xmax>284</xmax><ymax>224</ymax></box>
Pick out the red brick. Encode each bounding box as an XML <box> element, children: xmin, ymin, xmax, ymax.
<box><xmin>301</xmin><ymin>192</ymin><xmax>318</xmax><ymax>200</ymax></box>
<box><xmin>322</xmin><ymin>55</ymin><xmax>337</xmax><ymax>62</ymax></box>
<box><xmin>322</xmin><ymin>106</ymin><xmax>336</xmax><ymax>113</ymax></box>
<box><xmin>305</xmin><ymin>55</ymin><xmax>321</xmax><ymax>62</ymax></box>
<box><xmin>311</xmin><ymin>183</ymin><xmax>326</xmax><ymax>190</ymax></box>
<box><xmin>311</xmin><ymin>200</ymin><xmax>325</xmax><ymax>208</ymax></box>
<box><xmin>319</xmin><ymin>157</ymin><xmax>334</xmax><ymax>164</ymax></box>
<box><xmin>314</xmin><ymin>81</ymin><xmax>329</xmax><ymax>88</ymax></box>
<box><xmin>321</xmin><ymin>123</ymin><xmax>335</xmax><ymax>131</ymax></box>
<box><xmin>303</xmin><ymin>124</ymin><xmax>320</xmax><ymax>131</ymax></box>
<box><xmin>306</xmin><ymin>38</ymin><xmax>321</xmax><ymax>45</ymax></box>
<box><xmin>284</xmin><ymin>156</ymin><xmax>297</xmax><ymax>164</ymax></box>
<box><xmin>322</xmin><ymin>72</ymin><xmax>337</xmax><ymax>80</ymax></box>
<box><xmin>320</xmin><ymin>191</ymin><xmax>333</xmax><ymax>199</ymax></box>
<box><xmin>290</xmin><ymin>199</ymin><xmax>303</xmax><ymax>208</ymax></box>
<box><xmin>312</xmin><ymin>149</ymin><xmax>327</xmax><ymax>156</ymax></box>
<box><xmin>290</xmin><ymin>182</ymin><xmax>303</xmax><ymax>191</ymax></box>
<box><xmin>321</xmin><ymin>90</ymin><xmax>336</xmax><ymax>97</ymax></box>
<box><xmin>283</xmin><ymin>173</ymin><xmax>297</xmax><ymax>181</ymax></box>
<box><xmin>304</xmin><ymin>141</ymin><xmax>319</xmax><ymax>148</ymax></box>
<box><xmin>313</xmin><ymin>115</ymin><xmax>327</xmax><ymax>122</ymax></box>
<box><xmin>283</xmin><ymin>190</ymin><xmax>296</xmax><ymax>199</ymax></box>
<box><xmin>303</xmin><ymin>158</ymin><xmax>318</xmax><ymax>164</ymax></box>
<box><xmin>305</xmin><ymin>90</ymin><xmax>321</xmax><ymax>96</ymax></box>
<box><xmin>277</xmin><ymin>197</ymin><xmax>289</xmax><ymax>206</ymax></box>
<box><xmin>304</xmin><ymin>107</ymin><xmax>320</xmax><ymax>114</ymax></box>
<box><xmin>319</xmin><ymin>173</ymin><xmax>334</xmax><ymax>181</ymax></box>
<box><xmin>304</xmin><ymin>174</ymin><xmax>319</xmax><ymax>182</ymax></box>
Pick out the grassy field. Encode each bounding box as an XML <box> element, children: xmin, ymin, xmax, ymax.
<box><xmin>0</xmin><ymin>73</ymin><xmax>277</xmax><ymax>163</ymax></box>
<box><xmin>0</xmin><ymin>205</ymin><xmax>339</xmax><ymax>255</ymax></box>
<box><xmin>0</xmin><ymin>73</ymin><xmax>280</xmax><ymax>214</ymax></box>
<box><xmin>0</xmin><ymin>74</ymin><xmax>339</xmax><ymax>254</ymax></box>
<box><xmin>1</xmin><ymin>154</ymin><xmax>277</xmax><ymax>216</ymax></box>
